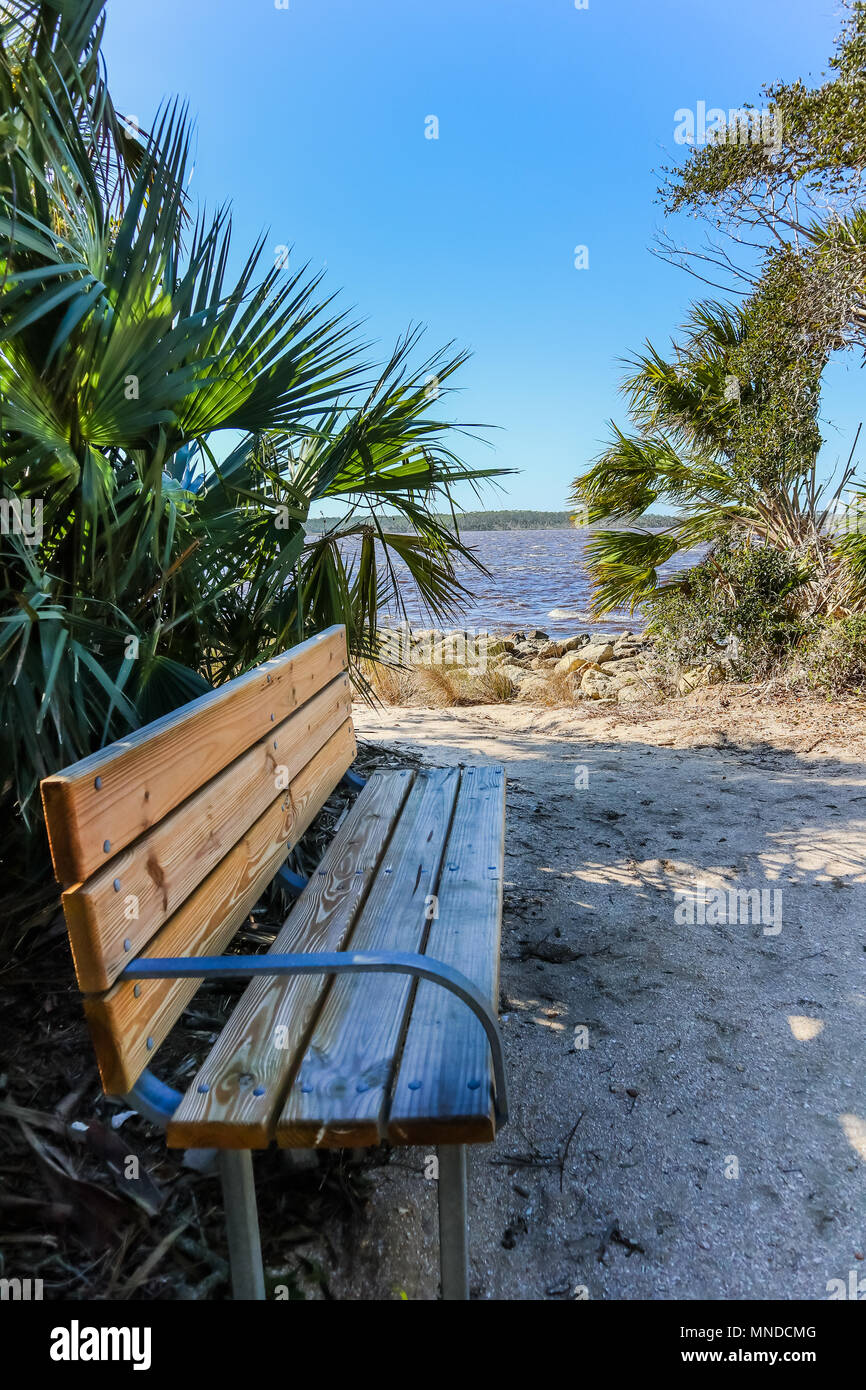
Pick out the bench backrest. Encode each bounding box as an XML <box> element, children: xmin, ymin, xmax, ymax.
<box><xmin>40</xmin><ymin>625</ymin><xmax>356</xmax><ymax>1096</ymax></box>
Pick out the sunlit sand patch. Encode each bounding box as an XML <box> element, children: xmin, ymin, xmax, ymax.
<box><xmin>840</xmin><ymin>1113</ymin><xmax>866</xmax><ymax>1161</ymax></box>
<box><xmin>786</xmin><ymin>1015</ymin><xmax>824</xmax><ymax>1041</ymax></box>
<box><xmin>761</xmin><ymin>825</ymin><xmax>866</xmax><ymax>884</ymax></box>
<box><xmin>556</xmin><ymin>858</ymin><xmax>695</xmax><ymax>889</ymax></box>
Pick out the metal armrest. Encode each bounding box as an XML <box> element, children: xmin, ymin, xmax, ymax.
<box><xmin>122</xmin><ymin>951</ymin><xmax>508</xmax><ymax>1131</ymax></box>
<box><xmin>275</xmin><ymin>866</ymin><xmax>308</xmax><ymax>896</ymax></box>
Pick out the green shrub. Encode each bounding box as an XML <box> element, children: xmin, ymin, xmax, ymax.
<box><xmin>646</xmin><ymin>542</ymin><xmax>809</xmax><ymax>681</ymax></box>
<box><xmin>798</xmin><ymin>614</ymin><xmax>866</xmax><ymax>694</ymax></box>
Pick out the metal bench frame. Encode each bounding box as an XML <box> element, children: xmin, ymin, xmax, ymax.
<box><xmin>122</xmin><ymin>944</ymin><xmax>508</xmax><ymax>1300</ymax></box>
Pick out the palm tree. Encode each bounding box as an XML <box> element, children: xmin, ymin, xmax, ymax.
<box><xmin>571</xmin><ymin>297</ymin><xmax>866</xmax><ymax>617</ymax></box>
<box><xmin>0</xmin><ymin>2</ymin><xmax>505</xmax><ymax>871</ymax></box>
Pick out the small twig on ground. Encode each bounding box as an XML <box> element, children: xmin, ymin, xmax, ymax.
<box><xmin>559</xmin><ymin>1112</ymin><xmax>586</xmax><ymax>1193</ymax></box>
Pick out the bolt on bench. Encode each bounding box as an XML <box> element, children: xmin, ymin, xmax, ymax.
<box><xmin>40</xmin><ymin>625</ymin><xmax>507</xmax><ymax>1300</ymax></box>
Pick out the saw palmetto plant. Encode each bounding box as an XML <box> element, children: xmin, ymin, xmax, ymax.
<box><xmin>0</xmin><ymin>1</ymin><xmax>504</xmax><ymax>899</ymax></box>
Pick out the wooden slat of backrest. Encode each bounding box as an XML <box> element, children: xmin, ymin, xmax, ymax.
<box><xmin>275</xmin><ymin>767</ymin><xmax>461</xmax><ymax>1148</ymax></box>
<box><xmin>83</xmin><ymin>719</ymin><xmax>356</xmax><ymax>1096</ymax></box>
<box><xmin>41</xmin><ymin>626</ymin><xmax>347</xmax><ymax>885</ymax></box>
<box><xmin>165</xmin><ymin>770</ymin><xmax>415</xmax><ymax>1150</ymax></box>
<box><xmin>62</xmin><ymin>675</ymin><xmax>351</xmax><ymax>993</ymax></box>
<box><xmin>387</xmin><ymin>765</ymin><xmax>505</xmax><ymax>1146</ymax></box>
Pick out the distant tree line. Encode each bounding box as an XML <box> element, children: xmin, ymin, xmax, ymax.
<box><xmin>305</xmin><ymin>509</ymin><xmax>679</xmax><ymax>533</ymax></box>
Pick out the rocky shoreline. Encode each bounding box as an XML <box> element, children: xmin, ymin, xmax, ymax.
<box><xmin>373</xmin><ymin>624</ymin><xmax>732</xmax><ymax>705</ymax></box>
<box><xmin>494</xmin><ymin>627</ymin><xmax>654</xmax><ymax>703</ymax></box>
<box><xmin>374</xmin><ymin>625</ymin><xmax>665</xmax><ymax>705</ymax></box>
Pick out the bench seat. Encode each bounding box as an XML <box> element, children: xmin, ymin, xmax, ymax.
<box><xmin>165</xmin><ymin>764</ymin><xmax>505</xmax><ymax>1151</ymax></box>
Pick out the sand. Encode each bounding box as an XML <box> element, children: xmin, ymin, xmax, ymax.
<box><xmin>313</xmin><ymin>689</ymin><xmax>866</xmax><ymax>1299</ymax></box>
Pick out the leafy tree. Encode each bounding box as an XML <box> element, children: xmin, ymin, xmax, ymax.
<box><xmin>574</xmin><ymin>3</ymin><xmax>866</xmax><ymax>629</ymax></box>
<box><xmin>657</xmin><ymin>0</ymin><xmax>866</xmax><ymax>334</ymax></box>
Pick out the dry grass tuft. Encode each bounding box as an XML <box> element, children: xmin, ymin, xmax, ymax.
<box><xmin>359</xmin><ymin>657</ymin><xmax>574</xmax><ymax>708</ymax></box>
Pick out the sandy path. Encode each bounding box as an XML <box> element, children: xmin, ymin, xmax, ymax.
<box><xmin>320</xmin><ymin>697</ymin><xmax>866</xmax><ymax>1300</ymax></box>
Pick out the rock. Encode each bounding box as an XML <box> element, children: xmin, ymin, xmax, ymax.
<box><xmin>604</xmin><ymin>656</ymin><xmax>643</xmax><ymax>673</ymax></box>
<box><xmin>580</xmin><ymin>667</ymin><xmax>619</xmax><ymax>700</ymax></box>
<box><xmin>529</xmin><ymin>629</ymin><xmax>549</xmax><ymax>642</ymax></box>
<box><xmin>500</xmin><ymin>663</ymin><xmax>533</xmax><ymax>684</ymax></box>
<box><xmin>677</xmin><ymin>664</ymin><xmax>724</xmax><ymax>696</ymax></box>
<box><xmin>579</xmin><ymin>665</ymin><xmax>643</xmax><ymax>701</ymax></box>
<box><xmin>555</xmin><ymin>651</ymin><xmax>589</xmax><ymax>676</ymax></box>
<box><xmin>554</xmin><ymin>641</ymin><xmax>614</xmax><ymax>675</ymax></box>
<box><xmin>617</xmin><ymin>682</ymin><xmax>648</xmax><ymax>704</ymax></box>
<box><xmin>516</xmin><ymin>674</ymin><xmax>551</xmax><ymax>702</ymax></box>
<box><xmin>562</xmin><ymin>634</ymin><xmax>590</xmax><ymax>652</ymax></box>
<box><xmin>538</xmin><ymin>640</ymin><xmax>565</xmax><ymax>660</ymax></box>
<box><xmin>531</xmin><ymin>655</ymin><xmax>562</xmax><ymax>670</ymax></box>
<box><xmin>500</xmin><ymin>638</ymin><xmax>517</xmax><ymax>653</ymax></box>
<box><xmin>508</xmin><ymin>631</ymin><xmax>526</xmax><ymax>644</ymax></box>
<box><xmin>581</xmin><ymin>640</ymin><xmax>616</xmax><ymax>665</ymax></box>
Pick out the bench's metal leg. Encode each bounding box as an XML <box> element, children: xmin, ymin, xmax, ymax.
<box><xmin>438</xmin><ymin>1145</ymin><xmax>469</xmax><ymax>1300</ymax></box>
<box><xmin>219</xmin><ymin>1150</ymin><xmax>265</xmax><ymax>1300</ymax></box>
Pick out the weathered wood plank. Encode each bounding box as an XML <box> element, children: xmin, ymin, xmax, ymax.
<box><xmin>387</xmin><ymin>764</ymin><xmax>505</xmax><ymax>1145</ymax></box>
<box><xmin>41</xmin><ymin>626</ymin><xmax>347</xmax><ymax>884</ymax></box>
<box><xmin>165</xmin><ymin>770</ymin><xmax>415</xmax><ymax>1149</ymax></box>
<box><xmin>83</xmin><ymin>719</ymin><xmax>356</xmax><ymax>1095</ymax></box>
<box><xmin>275</xmin><ymin>767</ymin><xmax>461</xmax><ymax>1148</ymax></box>
<box><xmin>63</xmin><ymin>675</ymin><xmax>351</xmax><ymax>992</ymax></box>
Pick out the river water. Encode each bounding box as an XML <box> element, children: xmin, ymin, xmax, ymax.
<box><xmin>378</xmin><ymin>527</ymin><xmax>698</xmax><ymax>638</ymax></box>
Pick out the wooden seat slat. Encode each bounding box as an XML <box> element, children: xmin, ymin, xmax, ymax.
<box><xmin>165</xmin><ymin>769</ymin><xmax>415</xmax><ymax>1149</ymax></box>
<box><xmin>63</xmin><ymin>675</ymin><xmax>351</xmax><ymax>992</ymax></box>
<box><xmin>276</xmin><ymin>767</ymin><xmax>461</xmax><ymax>1148</ymax></box>
<box><xmin>387</xmin><ymin>764</ymin><xmax>505</xmax><ymax>1146</ymax></box>
<box><xmin>83</xmin><ymin>720</ymin><xmax>356</xmax><ymax>1094</ymax></box>
<box><xmin>41</xmin><ymin>626</ymin><xmax>347</xmax><ymax>884</ymax></box>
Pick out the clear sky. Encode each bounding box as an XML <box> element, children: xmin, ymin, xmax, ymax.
<box><xmin>102</xmin><ymin>0</ymin><xmax>862</xmax><ymax>512</ymax></box>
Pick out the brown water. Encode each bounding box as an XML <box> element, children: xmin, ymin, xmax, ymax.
<box><xmin>380</xmin><ymin>527</ymin><xmax>699</xmax><ymax>638</ymax></box>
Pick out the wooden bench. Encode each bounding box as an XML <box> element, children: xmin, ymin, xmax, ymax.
<box><xmin>40</xmin><ymin>625</ymin><xmax>508</xmax><ymax>1300</ymax></box>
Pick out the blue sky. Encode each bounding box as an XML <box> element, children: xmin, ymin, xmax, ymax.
<box><xmin>103</xmin><ymin>0</ymin><xmax>862</xmax><ymax>513</ymax></box>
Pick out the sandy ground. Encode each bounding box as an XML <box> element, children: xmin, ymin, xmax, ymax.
<box><xmin>317</xmin><ymin>691</ymin><xmax>866</xmax><ymax>1300</ymax></box>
